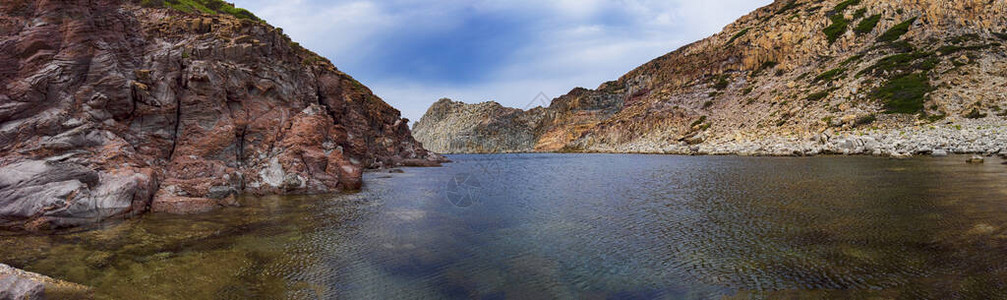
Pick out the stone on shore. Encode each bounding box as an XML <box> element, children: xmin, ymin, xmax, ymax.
<box><xmin>0</xmin><ymin>264</ymin><xmax>93</xmax><ymax>299</ymax></box>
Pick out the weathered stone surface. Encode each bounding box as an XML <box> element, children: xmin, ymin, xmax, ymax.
<box><xmin>0</xmin><ymin>160</ymin><xmax>156</xmax><ymax>230</ymax></box>
<box><xmin>415</xmin><ymin>0</ymin><xmax>1007</xmax><ymax>156</ymax></box>
<box><xmin>412</xmin><ymin>99</ymin><xmax>547</xmax><ymax>154</ymax></box>
<box><xmin>0</xmin><ymin>1</ymin><xmax>441</xmax><ymax>229</ymax></box>
<box><xmin>0</xmin><ymin>264</ymin><xmax>93</xmax><ymax>299</ymax></box>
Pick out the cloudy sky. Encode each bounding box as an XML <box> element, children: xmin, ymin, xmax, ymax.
<box><xmin>232</xmin><ymin>0</ymin><xmax>773</xmax><ymax>123</ymax></box>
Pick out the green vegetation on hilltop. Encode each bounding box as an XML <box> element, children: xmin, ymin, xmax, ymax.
<box><xmin>137</xmin><ymin>0</ymin><xmax>260</xmax><ymax>21</ymax></box>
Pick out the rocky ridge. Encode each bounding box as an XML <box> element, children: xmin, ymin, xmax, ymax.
<box><xmin>0</xmin><ymin>0</ymin><xmax>442</xmax><ymax>230</ymax></box>
<box><xmin>413</xmin><ymin>0</ymin><xmax>1007</xmax><ymax>157</ymax></box>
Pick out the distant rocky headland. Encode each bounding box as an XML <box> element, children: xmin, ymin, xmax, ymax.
<box><xmin>0</xmin><ymin>0</ymin><xmax>443</xmax><ymax>231</ymax></box>
<box><xmin>414</xmin><ymin>0</ymin><xmax>1007</xmax><ymax>157</ymax></box>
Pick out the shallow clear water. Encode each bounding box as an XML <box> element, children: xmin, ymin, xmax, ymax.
<box><xmin>3</xmin><ymin>154</ymin><xmax>1007</xmax><ymax>299</ymax></box>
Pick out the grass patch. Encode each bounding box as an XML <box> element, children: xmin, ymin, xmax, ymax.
<box><xmin>742</xmin><ymin>86</ymin><xmax>754</xmax><ymax>95</ymax></box>
<box><xmin>872</xmin><ymin>73</ymin><xmax>933</xmax><ymax>114</ymax></box>
<box><xmin>756</xmin><ymin>61</ymin><xmax>778</xmax><ymax>74</ymax></box>
<box><xmin>994</xmin><ymin>32</ymin><xmax>1007</xmax><ymax>40</ymax></box>
<box><xmin>859</xmin><ymin>51</ymin><xmax>934</xmax><ymax>77</ymax></box>
<box><xmin>854</xmin><ymin>14</ymin><xmax>881</xmax><ymax>35</ymax></box>
<box><xmin>712</xmin><ymin>75</ymin><xmax>731</xmax><ymax>90</ymax></box>
<box><xmin>841</xmin><ymin>54</ymin><xmax>865</xmax><ymax>66</ymax></box>
<box><xmin>923</xmin><ymin>113</ymin><xmax>946</xmax><ymax>123</ymax></box>
<box><xmin>824</xmin><ymin>14</ymin><xmax>850</xmax><ymax>44</ymax></box>
<box><xmin>814</xmin><ymin>68</ymin><xmax>846</xmax><ymax>83</ymax></box>
<box><xmin>807</xmin><ymin>90</ymin><xmax>831</xmax><ymax>101</ymax></box>
<box><xmin>950</xmin><ymin>34</ymin><xmax>981</xmax><ymax>45</ymax></box>
<box><xmin>139</xmin><ymin>0</ymin><xmax>260</xmax><ymax>21</ymax></box>
<box><xmin>727</xmin><ymin>28</ymin><xmax>751</xmax><ymax>45</ymax></box>
<box><xmin>703</xmin><ymin>101</ymin><xmax>715</xmax><ymax>109</ymax></box>
<box><xmin>964</xmin><ymin>108</ymin><xmax>987</xmax><ymax>119</ymax></box>
<box><xmin>877</xmin><ymin>17</ymin><xmax>917</xmax><ymax>42</ymax></box>
<box><xmin>855</xmin><ymin>114</ymin><xmax>877</xmax><ymax>126</ymax></box>
<box><xmin>884</xmin><ymin>40</ymin><xmax>914</xmax><ymax>53</ymax></box>
<box><xmin>691</xmin><ymin>116</ymin><xmax>708</xmax><ymax>127</ymax></box>
<box><xmin>852</xmin><ymin>8</ymin><xmax>867</xmax><ymax>19</ymax></box>
<box><xmin>831</xmin><ymin>0</ymin><xmax>861</xmax><ymax>13</ymax></box>
<box><xmin>937</xmin><ymin>44</ymin><xmax>990</xmax><ymax>56</ymax></box>
<box><xmin>776</xmin><ymin>1</ymin><xmax>802</xmax><ymax>14</ymax></box>
<box><xmin>918</xmin><ymin>56</ymin><xmax>938</xmax><ymax>70</ymax></box>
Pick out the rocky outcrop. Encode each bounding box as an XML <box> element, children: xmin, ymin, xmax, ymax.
<box><xmin>0</xmin><ymin>264</ymin><xmax>92</xmax><ymax>299</ymax></box>
<box><xmin>412</xmin><ymin>99</ymin><xmax>547</xmax><ymax>153</ymax></box>
<box><xmin>415</xmin><ymin>0</ymin><xmax>1007</xmax><ymax>156</ymax></box>
<box><xmin>0</xmin><ymin>0</ymin><xmax>441</xmax><ymax>229</ymax></box>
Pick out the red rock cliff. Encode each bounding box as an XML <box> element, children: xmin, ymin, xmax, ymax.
<box><xmin>0</xmin><ymin>0</ymin><xmax>441</xmax><ymax>229</ymax></box>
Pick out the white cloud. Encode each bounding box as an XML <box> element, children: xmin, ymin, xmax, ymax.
<box><xmin>231</xmin><ymin>0</ymin><xmax>774</xmax><ymax>123</ymax></box>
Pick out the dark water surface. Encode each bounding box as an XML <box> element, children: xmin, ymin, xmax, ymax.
<box><xmin>3</xmin><ymin>154</ymin><xmax>1007</xmax><ymax>299</ymax></box>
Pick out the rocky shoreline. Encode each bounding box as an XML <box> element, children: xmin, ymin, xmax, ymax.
<box><xmin>581</xmin><ymin>120</ymin><xmax>1006</xmax><ymax>158</ymax></box>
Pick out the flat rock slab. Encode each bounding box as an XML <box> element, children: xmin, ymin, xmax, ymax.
<box><xmin>0</xmin><ymin>264</ymin><xmax>92</xmax><ymax>299</ymax></box>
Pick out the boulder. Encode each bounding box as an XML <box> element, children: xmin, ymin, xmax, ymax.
<box><xmin>0</xmin><ymin>264</ymin><xmax>92</xmax><ymax>299</ymax></box>
<box><xmin>0</xmin><ymin>161</ymin><xmax>156</xmax><ymax>230</ymax></box>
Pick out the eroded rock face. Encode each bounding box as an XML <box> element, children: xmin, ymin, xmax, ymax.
<box><xmin>0</xmin><ymin>0</ymin><xmax>440</xmax><ymax>228</ymax></box>
<box><xmin>412</xmin><ymin>99</ymin><xmax>547</xmax><ymax>153</ymax></box>
<box><xmin>415</xmin><ymin>0</ymin><xmax>1007</xmax><ymax>155</ymax></box>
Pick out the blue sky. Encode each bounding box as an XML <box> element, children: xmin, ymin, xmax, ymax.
<box><xmin>232</xmin><ymin>0</ymin><xmax>773</xmax><ymax>123</ymax></box>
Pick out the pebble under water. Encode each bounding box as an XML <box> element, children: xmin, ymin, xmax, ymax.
<box><xmin>2</xmin><ymin>154</ymin><xmax>1007</xmax><ymax>299</ymax></box>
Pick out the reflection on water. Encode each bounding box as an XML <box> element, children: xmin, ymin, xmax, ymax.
<box><xmin>2</xmin><ymin>154</ymin><xmax>1007</xmax><ymax>299</ymax></box>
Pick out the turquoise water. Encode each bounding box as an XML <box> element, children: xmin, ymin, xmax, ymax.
<box><xmin>2</xmin><ymin>154</ymin><xmax>1007</xmax><ymax>299</ymax></box>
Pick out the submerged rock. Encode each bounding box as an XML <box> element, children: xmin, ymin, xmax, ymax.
<box><xmin>967</xmin><ymin>156</ymin><xmax>985</xmax><ymax>164</ymax></box>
